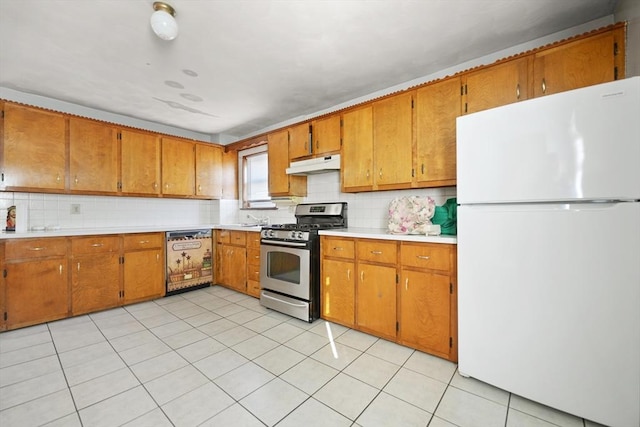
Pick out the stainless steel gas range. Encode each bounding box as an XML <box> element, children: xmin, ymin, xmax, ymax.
<box><xmin>260</xmin><ymin>202</ymin><xmax>348</xmax><ymax>322</ymax></box>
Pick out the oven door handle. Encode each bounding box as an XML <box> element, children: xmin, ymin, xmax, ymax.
<box><xmin>261</xmin><ymin>239</ymin><xmax>308</xmax><ymax>248</ymax></box>
<box><xmin>262</xmin><ymin>292</ymin><xmax>308</xmax><ymax>307</ymax></box>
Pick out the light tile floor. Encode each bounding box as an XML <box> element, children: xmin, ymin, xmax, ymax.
<box><xmin>0</xmin><ymin>286</ymin><xmax>608</xmax><ymax>427</ymax></box>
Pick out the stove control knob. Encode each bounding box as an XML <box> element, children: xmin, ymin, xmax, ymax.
<box><xmin>289</xmin><ymin>231</ymin><xmax>296</xmax><ymax>240</ymax></box>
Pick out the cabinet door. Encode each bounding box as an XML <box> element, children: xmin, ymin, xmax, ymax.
<box><xmin>415</xmin><ymin>77</ymin><xmax>460</xmax><ymax>186</ymax></box>
<box><xmin>399</xmin><ymin>270</ymin><xmax>450</xmax><ymax>357</ymax></box>
<box><xmin>2</xmin><ymin>103</ymin><xmax>66</xmax><ymax>191</ymax></box>
<box><xmin>356</xmin><ymin>263</ymin><xmax>397</xmax><ymax>340</ymax></box>
<box><xmin>322</xmin><ymin>258</ymin><xmax>355</xmax><ymax>327</ymax></box>
<box><xmin>120</xmin><ymin>129</ymin><xmax>161</xmax><ymax>195</ymax></box>
<box><xmin>289</xmin><ymin>122</ymin><xmax>311</xmax><ymax>159</ymax></box>
<box><xmin>72</xmin><ymin>253</ymin><xmax>120</xmax><ymax>315</ymax></box>
<box><xmin>195</xmin><ymin>143</ymin><xmax>223</xmax><ymax>198</ymax></box>
<box><xmin>221</xmin><ymin>149</ymin><xmax>238</xmax><ymax>199</ymax></box>
<box><xmin>69</xmin><ymin>118</ymin><xmax>119</xmax><ymax>193</ymax></box>
<box><xmin>162</xmin><ymin>137</ymin><xmax>195</xmax><ymax>196</ymax></box>
<box><xmin>312</xmin><ymin>115</ymin><xmax>341</xmax><ymax>155</ymax></box>
<box><xmin>373</xmin><ymin>92</ymin><xmax>413</xmax><ymax>189</ymax></box>
<box><xmin>123</xmin><ymin>249</ymin><xmax>164</xmax><ymax>303</ymax></box>
<box><xmin>267</xmin><ymin>129</ymin><xmax>306</xmax><ymax>197</ymax></box>
<box><xmin>464</xmin><ymin>56</ymin><xmax>530</xmax><ymax>114</ymax></box>
<box><xmin>5</xmin><ymin>259</ymin><xmax>69</xmax><ymax>329</ymax></box>
<box><xmin>222</xmin><ymin>245</ymin><xmax>246</xmax><ymax>292</ymax></box>
<box><xmin>342</xmin><ymin>105</ymin><xmax>374</xmax><ymax>192</ymax></box>
<box><xmin>533</xmin><ymin>29</ymin><xmax>622</xmax><ymax>97</ymax></box>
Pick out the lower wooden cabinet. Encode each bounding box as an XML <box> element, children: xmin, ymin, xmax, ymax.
<box><xmin>71</xmin><ymin>236</ymin><xmax>120</xmax><ymax>315</ymax></box>
<box><xmin>1</xmin><ymin>232</ymin><xmax>166</xmax><ymax>331</ymax></box>
<box><xmin>4</xmin><ymin>238</ymin><xmax>69</xmax><ymax>329</ymax></box>
<box><xmin>216</xmin><ymin>230</ymin><xmax>247</xmax><ymax>293</ymax></box>
<box><xmin>123</xmin><ymin>233</ymin><xmax>165</xmax><ymax>304</ymax></box>
<box><xmin>246</xmin><ymin>231</ymin><xmax>261</xmax><ymax>298</ymax></box>
<box><xmin>321</xmin><ymin>235</ymin><xmax>458</xmax><ymax>362</ymax></box>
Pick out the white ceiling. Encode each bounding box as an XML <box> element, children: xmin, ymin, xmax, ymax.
<box><xmin>0</xmin><ymin>0</ymin><xmax>619</xmax><ymax>140</ymax></box>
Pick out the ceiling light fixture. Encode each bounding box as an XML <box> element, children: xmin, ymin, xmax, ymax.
<box><xmin>150</xmin><ymin>2</ymin><xmax>178</xmax><ymax>41</ymax></box>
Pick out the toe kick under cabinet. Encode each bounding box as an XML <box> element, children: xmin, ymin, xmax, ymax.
<box><xmin>321</xmin><ymin>235</ymin><xmax>457</xmax><ymax>362</ymax></box>
<box><xmin>0</xmin><ymin>232</ymin><xmax>166</xmax><ymax>331</ymax></box>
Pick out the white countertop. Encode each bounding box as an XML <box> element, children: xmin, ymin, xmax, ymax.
<box><xmin>319</xmin><ymin>227</ymin><xmax>457</xmax><ymax>244</ymax></box>
<box><xmin>0</xmin><ymin>224</ymin><xmax>262</xmax><ymax>240</ymax></box>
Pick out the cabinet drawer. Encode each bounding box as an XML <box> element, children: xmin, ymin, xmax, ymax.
<box><xmin>247</xmin><ymin>266</ymin><xmax>260</xmax><ymax>282</ymax></box>
<box><xmin>247</xmin><ymin>280</ymin><xmax>261</xmax><ymax>298</ymax></box>
<box><xmin>229</xmin><ymin>231</ymin><xmax>246</xmax><ymax>246</ymax></box>
<box><xmin>400</xmin><ymin>243</ymin><xmax>451</xmax><ymax>271</ymax></box>
<box><xmin>322</xmin><ymin>238</ymin><xmax>355</xmax><ymax>259</ymax></box>
<box><xmin>247</xmin><ymin>232</ymin><xmax>261</xmax><ymax>249</ymax></box>
<box><xmin>72</xmin><ymin>235</ymin><xmax>119</xmax><ymax>254</ymax></box>
<box><xmin>357</xmin><ymin>240</ymin><xmax>397</xmax><ymax>264</ymax></box>
<box><xmin>216</xmin><ymin>229</ymin><xmax>230</xmax><ymax>244</ymax></box>
<box><xmin>123</xmin><ymin>233</ymin><xmax>163</xmax><ymax>251</ymax></box>
<box><xmin>5</xmin><ymin>238</ymin><xmax>67</xmax><ymax>260</ymax></box>
<box><xmin>247</xmin><ymin>248</ymin><xmax>261</xmax><ymax>266</ymax></box>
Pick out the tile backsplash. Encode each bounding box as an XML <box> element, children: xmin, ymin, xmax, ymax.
<box><xmin>1</xmin><ymin>172</ymin><xmax>455</xmax><ymax>231</ymax></box>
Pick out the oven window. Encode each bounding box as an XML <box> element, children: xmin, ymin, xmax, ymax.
<box><xmin>267</xmin><ymin>251</ymin><xmax>301</xmax><ymax>284</ymax></box>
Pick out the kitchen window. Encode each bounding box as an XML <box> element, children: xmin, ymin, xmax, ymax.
<box><xmin>239</xmin><ymin>145</ymin><xmax>274</xmax><ymax>209</ymax></box>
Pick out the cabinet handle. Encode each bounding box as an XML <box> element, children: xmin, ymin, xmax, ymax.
<box><xmin>421</xmin><ymin>164</ymin><xmax>425</xmax><ymax>175</ymax></box>
<box><xmin>542</xmin><ymin>78</ymin><xmax>547</xmax><ymax>94</ymax></box>
<box><xmin>29</xmin><ymin>247</ymin><xmax>45</xmax><ymax>251</ymax></box>
<box><xmin>56</xmin><ymin>174</ymin><xmax>61</xmax><ymax>182</ymax></box>
<box><xmin>74</xmin><ymin>176</ymin><xmax>79</xmax><ymax>184</ymax></box>
<box><xmin>153</xmin><ymin>182</ymin><xmax>158</xmax><ymax>190</ymax></box>
<box><xmin>405</xmin><ymin>277</ymin><xmax>409</xmax><ymax>291</ymax></box>
<box><xmin>316</xmin><ymin>140</ymin><xmax>319</xmax><ymax>150</ymax></box>
<box><xmin>516</xmin><ymin>83</ymin><xmax>521</xmax><ymax>99</ymax></box>
<box><xmin>165</xmin><ymin>183</ymin><xmax>170</xmax><ymax>189</ymax></box>
<box><xmin>360</xmin><ymin>271</ymin><xmax>364</xmax><ymax>281</ymax></box>
<box><xmin>91</xmin><ymin>243</ymin><xmax>103</xmax><ymax>247</ymax></box>
<box><xmin>347</xmin><ymin>269</ymin><xmax>351</xmax><ymax>280</ymax></box>
<box><xmin>156</xmin><ymin>253</ymin><xmax>160</xmax><ymax>261</ymax></box>
<box><xmin>139</xmin><ymin>240</ymin><xmax>150</xmax><ymax>244</ymax></box>
<box><xmin>366</xmin><ymin>170</ymin><xmax>370</xmax><ymax>178</ymax></box>
<box><xmin>198</xmin><ymin>184</ymin><xmax>202</xmax><ymax>192</ymax></box>
<box><xmin>417</xmin><ymin>255</ymin><xmax>430</xmax><ymax>260</ymax></box>
<box><xmin>77</xmin><ymin>262</ymin><xmax>80</xmax><ymax>271</ymax></box>
<box><xmin>333</xmin><ymin>246</ymin><xmax>344</xmax><ymax>251</ymax></box>
<box><xmin>379</xmin><ymin>168</ymin><xmax>383</xmax><ymax>178</ymax></box>
<box><xmin>371</xmin><ymin>250</ymin><xmax>383</xmax><ymax>255</ymax></box>
<box><xmin>59</xmin><ymin>264</ymin><xmax>63</xmax><ymax>275</ymax></box>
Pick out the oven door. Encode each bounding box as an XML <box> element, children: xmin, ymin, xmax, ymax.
<box><xmin>260</xmin><ymin>241</ymin><xmax>311</xmax><ymax>301</ymax></box>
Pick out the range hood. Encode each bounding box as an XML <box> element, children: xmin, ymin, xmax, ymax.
<box><xmin>286</xmin><ymin>154</ymin><xmax>341</xmax><ymax>175</ymax></box>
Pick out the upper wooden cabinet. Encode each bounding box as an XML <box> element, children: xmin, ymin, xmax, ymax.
<box><xmin>267</xmin><ymin>129</ymin><xmax>307</xmax><ymax>197</ymax></box>
<box><xmin>69</xmin><ymin>117</ymin><xmax>119</xmax><ymax>194</ymax></box>
<box><xmin>372</xmin><ymin>92</ymin><xmax>414</xmax><ymax>190</ymax></box>
<box><xmin>414</xmin><ymin>76</ymin><xmax>461</xmax><ymax>186</ymax></box>
<box><xmin>288</xmin><ymin>122</ymin><xmax>312</xmax><ymax>160</ymax></box>
<box><xmin>1</xmin><ymin>102</ymin><xmax>66</xmax><ymax>191</ymax></box>
<box><xmin>463</xmin><ymin>56</ymin><xmax>531</xmax><ymax>114</ymax></box>
<box><xmin>195</xmin><ymin>143</ymin><xmax>223</xmax><ymax>199</ymax></box>
<box><xmin>221</xmin><ymin>149</ymin><xmax>238</xmax><ymax>199</ymax></box>
<box><xmin>120</xmin><ymin>129</ymin><xmax>161</xmax><ymax>196</ymax></box>
<box><xmin>161</xmin><ymin>137</ymin><xmax>195</xmax><ymax>197</ymax></box>
<box><xmin>533</xmin><ymin>25</ymin><xmax>625</xmax><ymax>97</ymax></box>
<box><xmin>342</xmin><ymin>105</ymin><xmax>374</xmax><ymax>192</ymax></box>
<box><xmin>311</xmin><ymin>114</ymin><xmax>341</xmax><ymax>156</ymax></box>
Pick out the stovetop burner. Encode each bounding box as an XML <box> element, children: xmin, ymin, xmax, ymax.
<box><xmin>261</xmin><ymin>202</ymin><xmax>348</xmax><ymax>242</ymax></box>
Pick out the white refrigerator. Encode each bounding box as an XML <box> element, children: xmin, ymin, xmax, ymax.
<box><xmin>456</xmin><ymin>77</ymin><xmax>640</xmax><ymax>427</ymax></box>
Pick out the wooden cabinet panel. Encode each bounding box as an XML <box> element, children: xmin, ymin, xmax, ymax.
<box><xmin>400</xmin><ymin>243</ymin><xmax>450</xmax><ymax>272</ymax></box>
<box><xmin>247</xmin><ymin>248</ymin><xmax>261</xmax><ymax>267</ymax></box>
<box><xmin>372</xmin><ymin>92</ymin><xmax>413</xmax><ymax>189</ymax></box>
<box><xmin>2</xmin><ymin>103</ymin><xmax>66</xmax><ymax>191</ymax></box>
<box><xmin>221</xmin><ymin>245</ymin><xmax>247</xmax><ymax>292</ymax></box>
<box><xmin>71</xmin><ymin>235</ymin><xmax>120</xmax><ymax>254</ymax></box>
<box><xmin>464</xmin><ymin>56</ymin><xmax>530</xmax><ymax>114</ymax></box>
<box><xmin>5</xmin><ymin>258</ymin><xmax>69</xmax><ymax>329</ymax></box>
<box><xmin>268</xmin><ymin>129</ymin><xmax>307</xmax><ymax>197</ymax></box>
<box><xmin>415</xmin><ymin>77</ymin><xmax>460</xmax><ymax>186</ymax></box>
<box><xmin>123</xmin><ymin>248</ymin><xmax>164</xmax><ymax>303</ymax></box>
<box><xmin>322</xmin><ymin>238</ymin><xmax>355</xmax><ymax>259</ymax></box>
<box><xmin>69</xmin><ymin>118</ymin><xmax>119</xmax><ymax>193</ymax></box>
<box><xmin>312</xmin><ymin>115</ymin><xmax>341</xmax><ymax>155</ymax></box>
<box><xmin>120</xmin><ymin>129</ymin><xmax>161</xmax><ymax>195</ymax></box>
<box><xmin>123</xmin><ymin>233</ymin><xmax>164</xmax><ymax>251</ymax></box>
<box><xmin>357</xmin><ymin>240</ymin><xmax>397</xmax><ymax>264</ymax></box>
<box><xmin>399</xmin><ymin>269</ymin><xmax>451</xmax><ymax>357</ymax></box>
<box><xmin>162</xmin><ymin>137</ymin><xmax>195</xmax><ymax>196</ymax></box>
<box><xmin>5</xmin><ymin>238</ymin><xmax>67</xmax><ymax>260</ymax></box>
<box><xmin>533</xmin><ymin>28</ymin><xmax>623</xmax><ymax>97</ymax></box>
<box><xmin>289</xmin><ymin>122</ymin><xmax>312</xmax><ymax>159</ymax></box>
<box><xmin>229</xmin><ymin>231</ymin><xmax>247</xmax><ymax>246</ymax></box>
<box><xmin>71</xmin><ymin>252</ymin><xmax>120</xmax><ymax>315</ymax></box>
<box><xmin>195</xmin><ymin>143</ymin><xmax>223</xmax><ymax>198</ymax></box>
<box><xmin>357</xmin><ymin>263</ymin><xmax>397</xmax><ymax>340</ymax></box>
<box><xmin>342</xmin><ymin>105</ymin><xmax>374</xmax><ymax>191</ymax></box>
<box><xmin>221</xmin><ymin>149</ymin><xmax>238</xmax><ymax>199</ymax></box>
<box><xmin>247</xmin><ymin>280</ymin><xmax>261</xmax><ymax>298</ymax></box>
<box><xmin>322</xmin><ymin>258</ymin><xmax>355</xmax><ymax>327</ymax></box>
<box><xmin>247</xmin><ymin>232</ymin><xmax>261</xmax><ymax>249</ymax></box>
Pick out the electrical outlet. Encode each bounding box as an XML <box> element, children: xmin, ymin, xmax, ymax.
<box><xmin>71</xmin><ymin>204</ymin><xmax>81</xmax><ymax>215</ymax></box>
